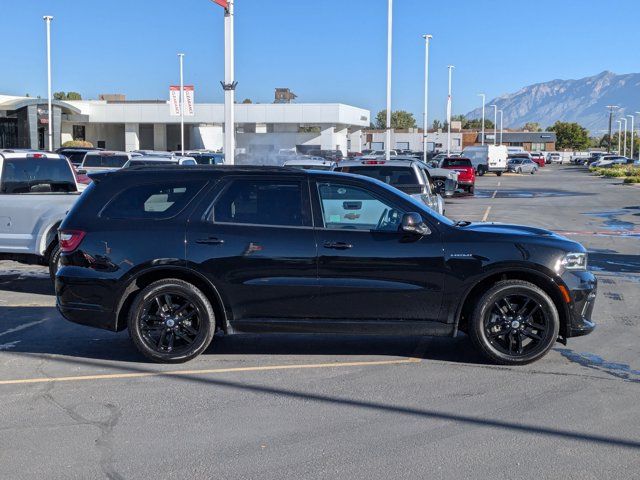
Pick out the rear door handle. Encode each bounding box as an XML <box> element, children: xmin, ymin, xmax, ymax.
<box><xmin>324</xmin><ymin>241</ymin><xmax>352</xmax><ymax>250</ymax></box>
<box><xmin>196</xmin><ymin>237</ymin><xmax>225</xmax><ymax>245</ymax></box>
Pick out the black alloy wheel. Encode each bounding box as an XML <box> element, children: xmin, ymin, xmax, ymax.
<box><xmin>128</xmin><ymin>279</ymin><xmax>216</xmax><ymax>363</ymax></box>
<box><xmin>433</xmin><ymin>179</ymin><xmax>445</xmax><ymax>193</ymax></box>
<box><xmin>469</xmin><ymin>280</ymin><xmax>560</xmax><ymax>365</ymax></box>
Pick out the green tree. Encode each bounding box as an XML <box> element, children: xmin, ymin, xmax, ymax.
<box><xmin>242</xmin><ymin>98</ymin><xmax>252</xmax><ymax>104</ymax></box>
<box><xmin>462</xmin><ymin>118</ymin><xmax>495</xmax><ymax>130</ymax></box>
<box><xmin>375</xmin><ymin>109</ymin><xmax>417</xmax><ymax>129</ymax></box>
<box><xmin>523</xmin><ymin>122</ymin><xmax>541</xmax><ymax>132</ymax></box>
<box><xmin>53</xmin><ymin>91</ymin><xmax>82</xmax><ymax>100</ymax></box>
<box><xmin>547</xmin><ymin>121</ymin><xmax>590</xmax><ymax>150</ymax></box>
<box><xmin>431</xmin><ymin>119</ymin><xmax>443</xmax><ymax>130</ymax></box>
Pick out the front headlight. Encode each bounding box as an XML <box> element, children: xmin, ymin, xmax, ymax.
<box><xmin>556</xmin><ymin>252</ymin><xmax>587</xmax><ymax>271</ymax></box>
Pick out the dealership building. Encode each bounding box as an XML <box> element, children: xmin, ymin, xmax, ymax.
<box><xmin>0</xmin><ymin>94</ymin><xmax>370</xmax><ymax>155</ymax></box>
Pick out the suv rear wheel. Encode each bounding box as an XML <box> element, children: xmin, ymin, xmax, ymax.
<box><xmin>469</xmin><ymin>280</ymin><xmax>560</xmax><ymax>365</ymax></box>
<box><xmin>128</xmin><ymin>279</ymin><xmax>216</xmax><ymax>363</ymax></box>
<box><xmin>48</xmin><ymin>243</ymin><xmax>61</xmax><ymax>283</ymax></box>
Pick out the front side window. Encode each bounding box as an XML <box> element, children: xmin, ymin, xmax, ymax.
<box><xmin>0</xmin><ymin>158</ymin><xmax>77</xmax><ymax>194</ymax></box>
<box><xmin>213</xmin><ymin>179</ymin><xmax>308</xmax><ymax>227</ymax></box>
<box><xmin>317</xmin><ymin>182</ymin><xmax>403</xmax><ymax>232</ymax></box>
<box><xmin>102</xmin><ymin>181</ymin><xmax>205</xmax><ymax>219</ymax></box>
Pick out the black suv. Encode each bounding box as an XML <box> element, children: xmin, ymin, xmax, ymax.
<box><xmin>56</xmin><ymin>166</ymin><xmax>596</xmax><ymax>364</ymax></box>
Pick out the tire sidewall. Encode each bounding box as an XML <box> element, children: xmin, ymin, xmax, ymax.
<box><xmin>48</xmin><ymin>243</ymin><xmax>61</xmax><ymax>283</ymax></box>
<box><xmin>128</xmin><ymin>280</ymin><xmax>215</xmax><ymax>363</ymax></box>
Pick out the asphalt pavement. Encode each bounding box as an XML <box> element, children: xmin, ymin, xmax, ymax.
<box><xmin>0</xmin><ymin>164</ymin><xmax>639</xmax><ymax>480</ymax></box>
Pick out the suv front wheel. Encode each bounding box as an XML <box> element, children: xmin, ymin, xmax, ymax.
<box><xmin>128</xmin><ymin>279</ymin><xmax>216</xmax><ymax>363</ymax></box>
<box><xmin>469</xmin><ymin>280</ymin><xmax>560</xmax><ymax>365</ymax></box>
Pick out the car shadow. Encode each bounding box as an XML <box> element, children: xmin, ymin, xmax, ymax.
<box><xmin>2</xmin><ymin>305</ymin><xmax>488</xmax><ymax>365</ymax></box>
<box><xmin>0</xmin><ymin>272</ymin><xmax>53</xmax><ymax>296</ymax></box>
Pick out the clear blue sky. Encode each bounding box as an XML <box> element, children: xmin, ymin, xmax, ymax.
<box><xmin>2</xmin><ymin>0</ymin><xmax>639</xmax><ymax>123</ymax></box>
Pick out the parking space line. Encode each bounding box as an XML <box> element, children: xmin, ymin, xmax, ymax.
<box><xmin>0</xmin><ymin>319</ymin><xmax>47</xmax><ymax>339</ymax></box>
<box><xmin>482</xmin><ymin>206</ymin><xmax>492</xmax><ymax>222</ymax></box>
<box><xmin>0</xmin><ymin>358</ymin><xmax>421</xmax><ymax>386</ymax></box>
<box><xmin>491</xmin><ymin>190</ymin><xmax>498</xmax><ymax>199</ymax></box>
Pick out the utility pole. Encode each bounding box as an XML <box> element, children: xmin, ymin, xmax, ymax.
<box><xmin>617</xmin><ymin>120</ymin><xmax>622</xmax><ymax>154</ymax></box>
<box><xmin>621</xmin><ymin>117</ymin><xmax>628</xmax><ymax>157</ymax></box>
<box><xmin>499</xmin><ymin>110</ymin><xmax>504</xmax><ymax>145</ymax></box>
<box><xmin>627</xmin><ymin>115</ymin><xmax>635</xmax><ymax>159</ymax></box>
<box><xmin>478</xmin><ymin>93</ymin><xmax>485</xmax><ymax>146</ymax></box>
<box><xmin>490</xmin><ymin>104</ymin><xmax>497</xmax><ymax>146</ymax></box>
<box><xmin>385</xmin><ymin>0</ymin><xmax>393</xmax><ymax>161</ymax></box>
<box><xmin>446</xmin><ymin>65</ymin><xmax>454</xmax><ymax>156</ymax></box>
<box><xmin>606</xmin><ymin>105</ymin><xmax>618</xmax><ymax>153</ymax></box>
<box><xmin>422</xmin><ymin>34</ymin><xmax>432</xmax><ymax>162</ymax></box>
<box><xmin>178</xmin><ymin>53</ymin><xmax>185</xmax><ymax>155</ymax></box>
<box><xmin>43</xmin><ymin>15</ymin><xmax>53</xmax><ymax>151</ymax></box>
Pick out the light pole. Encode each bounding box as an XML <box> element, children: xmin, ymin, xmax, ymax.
<box><xmin>178</xmin><ymin>53</ymin><xmax>185</xmax><ymax>155</ymax></box>
<box><xmin>489</xmin><ymin>104</ymin><xmax>497</xmax><ymax>146</ymax></box>
<box><xmin>621</xmin><ymin>117</ymin><xmax>628</xmax><ymax>157</ymax></box>
<box><xmin>498</xmin><ymin>110</ymin><xmax>504</xmax><ymax>145</ymax></box>
<box><xmin>446</xmin><ymin>65</ymin><xmax>454</xmax><ymax>156</ymax></box>
<box><xmin>605</xmin><ymin>105</ymin><xmax>619</xmax><ymax>153</ymax></box>
<box><xmin>628</xmin><ymin>114</ymin><xmax>635</xmax><ymax>159</ymax></box>
<box><xmin>43</xmin><ymin>15</ymin><xmax>53</xmax><ymax>151</ymax></box>
<box><xmin>635</xmin><ymin>111</ymin><xmax>640</xmax><ymax>159</ymax></box>
<box><xmin>385</xmin><ymin>0</ymin><xmax>393</xmax><ymax>161</ymax></box>
<box><xmin>616</xmin><ymin>120</ymin><xmax>622</xmax><ymax>154</ymax></box>
<box><xmin>478</xmin><ymin>93</ymin><xmax>485</xmax><ymax>146</ymax></box>
<box><xmin>422</xmin><ymin>34</ymin><xmax>432</xmax><ymax>162</ymax></box>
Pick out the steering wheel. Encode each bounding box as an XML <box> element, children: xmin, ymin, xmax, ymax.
<box><xmin>376</xmin><ymin>208</ymin><xmax>401</xmax><ymax>231</ymax></box>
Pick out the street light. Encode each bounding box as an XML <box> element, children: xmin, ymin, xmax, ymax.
<box><xmin>477</xmin><ymin>93</ymin><xmax>485</xmax><ymax>146</ymax></box>
<box><xmin>446</xmin><ymin>65</ymin><xmax>454</xmax><ymax>156</ymax></box>
<box><xmin>627</xmin><ymin>114</ymin><xmax>635</xmax><ymax>159</ymax></box>
<box><xmin>621</xmin><ymin>117</ymin><xmax>628</xmax><ymax>157</ymax></box>
<box><xmin>616</xmin><ymin>120</ymin><xmax>622</xmax><ymax>154</ymax></box>
<box><xmin>178</xmin><ymin>53</ymin><xmax>185</xmax><ymax>155</ymax></box>
<box><xmin>422</xmin><ymin>34</ymin><xmax>432</xmax><ymax>162</ymax></box>
<box><xmin>498</xmin><ymin>110</ymin><xmax>504</xmax><ymax>145</ymax></box>
<box><xmin>605</xmin><ymin>105</ymin><xmax>619</xmax><ymax>153</ymax></box>
<box><xmin>43</xmin><ymin>15</ymin><xmax>53</xmax><ymax>151</ymax></box>
<box><xmin>385</xmin><ymin>0</ymin><xmax>393</xmax><ymax>161</ymax></box>
<box><xmin>489</xmin><ymin>104</ymin><xmax>497</xmax><ymax>146</ymax></box>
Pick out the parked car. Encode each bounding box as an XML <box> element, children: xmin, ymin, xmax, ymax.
<box><xmin>79</xmin><ymin>151</ymin><xmax>135</xmax><ymax>174</ymax></box>
<box><xmin>123</xmin><ymin>156</ymin><xmax>197</xmax><ymax>168</ymax></box>
<box><xmin>333</xmin><ymin>158</ymin><xmax>445</xmax><ymax>215</ymax></box>
<box><xmin>585</xmin><ymin>152</ymin><xmax>607</xmax><ymax>166</ymax></box>
<box><xmin>591</xmin><ymin>156</ymin><xmax>629</xmax><ymax>168</ymax></box>
<box><xmin>56</xmin><ymin>147</ymin><xmax>102</xmax><ymax>166</ymax></box>
<box><xmin>132</xmin><ymin>150</ymin><xmax>174</xmax><ymax>157</ymax></box>
<box><xmin>529</xmin><ymin>152</ymin><xmax>546</xmax><ymax>168</ymax></box>
<box><xmin>0</xmin><ymin>151</ymin><xmax>82</xmax><ymax>280</ymax></box>
<box><xmin>183</xmin><ymin>151</ymin><xmax>225</xmax><ymax>165</ymax></box>
<box><xmin>546</xmin><ymin>153</ymin><xmax>562</xmax><ymax>164</ymax></box>
<box><xmin>462</xmin><ymin>145</ymin><xmax>508</xmax><ymax>176</ymax></box>
<box><xmin>508</xmin><ymin>158</ymin><xmax>538</xmax><ymax>174</ymax></box>
<box><xmin>283</xmin><ymin>157</ymin><xmax>337</xmax><ymax>170</ymax></box>
<box><xmin>56</xmin><ymin>166</ymin><xmax>597</xmax><ymax>365</ymax></box>
<box><xmin>309</xmin><ymin>149</ymin><xmax>344</xmax><ymax>162</ymax></box>
<box><xmin>440</xmin><ymin>157</ymin><xmax>475</xmax><ymax>194</ymax></box>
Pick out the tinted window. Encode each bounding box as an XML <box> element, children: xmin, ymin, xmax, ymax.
<box><xmin>102</xmin><ymin>181</ymin><xmax>205</xmax><ymax>219</ymax></box>
<box><xmin>337</xmin><ymin>166</ymin><xmax>419</xmax><ymax>185</ymax></box>
<box><xmin>0</xmin><ymin>158</ymin><xmax>77</xmax><ymax>194</ymax></box>
<box><xmin>83</xmin><ymin>154</ymin><xmax>128</xmax><ymax>168</ymax></box>
<box><xmin>213</xmin><ymin>179</ymin><xmax>307</xmax><ymax>227</ymax></box>
<box><xmin>191</xmin><ymin>154</ymin><xmax>224</xmax><ymax>165</ymax></box>
<box><xmin>128</xmin><ymin>160</ymin><xmax>177</xmax><ymax>166</ymax></box>
<box><xmin>317</xmin><ymin>182</ymin><xmax>403</xmax><ymax>232</ymax></box>
<box><xmin>62</xmin><ymin>151</ymin><xmax>87</xmax><ymax>165</ymax></box>
<box><xmin>441</xmin><ymin>158</ymin><xmax>472</xmax><ymax>168</ymax></box>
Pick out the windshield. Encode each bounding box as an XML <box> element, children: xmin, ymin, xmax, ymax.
<box><xmin>83</xmin><ymin>154</ymin><xmax>128</xmax><ymax>168</ymax></box>
<box><xmin>337</xmin><ymin>166</ymin><xmax>420</xmax><ymax>185</ymax></box>
<box><xmin>128</xmin><ymin>160</ymin><xmax>177</xmax><ymax>166</ymax></box>
<box><xmin>0</xmin><ymin>157</ymin><xmax>77</xmax><ymax>193</ymax></box>
<box><xmin>442</xmin><ymin>158</ymin><xmax>472</xmax><ymax>168</ymax></box>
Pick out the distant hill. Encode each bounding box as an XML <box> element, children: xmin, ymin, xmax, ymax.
<box><xmin>466</xmin><ymin>71</ymin><xmax>640</xmax><ymax>134</ymax></box>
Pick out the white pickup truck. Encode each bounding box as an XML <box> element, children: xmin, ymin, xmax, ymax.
<box><xmin>0</xmin><ymin>151</ymin><xmax>82</xmax><ymax>280</ymax></box>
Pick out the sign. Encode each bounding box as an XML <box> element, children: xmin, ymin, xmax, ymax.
<box><xmin>169</xmin><ymin>85</ymin><xmax>195</xmax><ymax>116</ymax></box>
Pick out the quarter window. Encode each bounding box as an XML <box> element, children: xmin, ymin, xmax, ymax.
<box><xmin>213</xmin><ymin>179</ymin><xmax>308</xmax><ymax>227</ymax></box>
<box><xmin>317</xmin><ymin>182</ymin><xmax>403</xmax><ymax>232</ymax></box>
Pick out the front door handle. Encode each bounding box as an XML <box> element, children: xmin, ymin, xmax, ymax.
<box><xmin>324</xmin><ymin>241</ymin><xmax>352</xmax><ymax>250</ymax></box>
<box><xmin>196</xmin><ymin>237</ymin><xmax>225</xmax><ymax>245</ymax></box>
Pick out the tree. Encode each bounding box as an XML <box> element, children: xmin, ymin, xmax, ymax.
<box><xmin>547</xmin><ymin>121</ymin><xmax>590</xmax><ymax>150</ymax></box>
<box><xmin>53</xmin><ymin>91</ymin><xmax>82</xmax><ymax>100</ymax></box>
<box><xmin>523</xmin><ymin>122</ymin><xmax>541</xmax><ymax>132</ymax></box>
<box><xmin>375</xmin><ymin>109</ymin><xmax>417</xmax><ymax>129</ymax></box>
<box><xmin>431</xmin><ymin>119</ymin><xmax>443</xmax><ymax>130</ymax></box>
<box><xmin>242</xmin><ymin>98</ymin><xmax>252</xmax><ymax>104</ymax></box>
<box><xmin>462</xmin><ymin>118</ymin><xmax>495</xmax><ymax>130</ymax></box>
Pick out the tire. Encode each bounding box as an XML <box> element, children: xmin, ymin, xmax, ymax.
<box><xmin>468</xmin><ymin>280</ymin><xmax>560</xmax><ymax>365</ymax></box>
<box><xmin>433</xmin><ymin>179</ymin><xmax>445</xmax><ymax>193</ymax></box>
<box><xmin>48</xmin><ymin>243</ymin><xmax>61</xmax><ymax>283</ymax></box>
<box><xmin>496</xmin><ymin>171</ymin><xmax>503</xmax><ymax>177</ymax></box>
<box><xmin>468</xmin><ymin>185</ymin><xmax>475</xmax><ymax>195</ymax></box>
<box><xmin>128</xmin><ymin>279</ymin><xmax>216</xmax><ymax>363</ymax></box>
<box><xmin>530</xmin><ymin>168</ymin><xmax>536</xmax><ymax>175</ymax></box>
<box><xmin>516</xmin><ymin>168</ymin><xmax>522</xmax><ymax>174</ymax></box>
<box><xmin>477</xmin><ymin>166</ymin><xmax>485</xmax><ymax>176</ymax></box>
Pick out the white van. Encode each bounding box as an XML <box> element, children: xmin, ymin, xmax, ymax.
<box><xmin>461</xmin><ymin>145</ymin><xmax>509</xmax><ymax>176</ymax></box>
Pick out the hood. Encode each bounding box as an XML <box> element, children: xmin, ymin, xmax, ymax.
<box><xmin>460</xmin><ymin>222</ymin><xmax>585</xmax><ymax>252</ymax></box>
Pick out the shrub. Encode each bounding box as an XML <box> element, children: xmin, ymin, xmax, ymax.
<box><xmin>602</xmin><ymin>169</ymin><xmax>627</xmax><ymax>177</ymax></box>
<box><xmin>623</xmin><ymin>176</ymin><xmax>640</xmax><ymax>184</ymax></box>
<box><xmin>62</xmin><ymin>140</ymin><xmax>93</xmax><ymax>148</ymax></box>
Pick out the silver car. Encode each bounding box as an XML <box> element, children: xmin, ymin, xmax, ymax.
<box><xmin>507</xmin><ymin>158</ymin><xmax>538</xmax><ymax>174</ymax></box>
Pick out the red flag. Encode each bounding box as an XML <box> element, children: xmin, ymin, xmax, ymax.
<box><xmin>213</xmin><ymin>0</ymin><xmax>228</xmax><ymax>8</ymax></box>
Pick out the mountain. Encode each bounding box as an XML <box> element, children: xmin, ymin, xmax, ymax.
<box><xmin>465</xmin><ymin>71</ymin><xmax>640</xmax><ymax>134</ymax></box>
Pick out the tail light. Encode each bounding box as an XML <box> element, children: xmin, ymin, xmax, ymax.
<box><xmin>59</xmin><ymin>230</ymin><xmax>86</xmax><ymax>253</ymax></box>
<box><xmin>362</xmin><ymin>160</ymin><xmax>385</xmax><ymax>165</ymax></box>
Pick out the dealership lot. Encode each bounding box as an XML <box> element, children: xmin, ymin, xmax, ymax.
<box><xmin>0</xmin><ymin>165</ymin><xmax>639</xmax><ymax>479</ymax></box>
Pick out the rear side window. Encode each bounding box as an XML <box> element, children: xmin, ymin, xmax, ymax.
<box><xmin>83</xmin><ymin>154</ymin><xmax>128</xmax><ymax>168</ymax></box>
<box><xmin>213</xmin><ymin>179</ymin><xmax>309</xmax><ymax>227</ymax></box>
<box><xmin>0</xmin><ymin>158</ymin><xmax>77</xmax><ymax>194</ymax></box>
<box><xmin>442</xmin><ymin>158</ymin><xmax>472</xmax><ymax>168</ymax></box>
<box><xmin>102</xmin><ymin>181</ymin><xmax>206</xmax><ymax>219</ymax></box>
<box><xmin>337</xmin><ymin>166</ymin><xmax>419</xmax><ymax>185</ymax></box>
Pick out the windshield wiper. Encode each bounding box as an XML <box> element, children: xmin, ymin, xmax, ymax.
<box><xmin>454</xmin><ymin>220</ymin><xmax>472</xmax><ymax>227</ymax></box>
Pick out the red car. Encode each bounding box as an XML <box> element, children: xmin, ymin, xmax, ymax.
<box><xmin>441</xmin><ymin>157</ymin><xmax>475</xmax><ymax>194</ymax></box>
<box><xmin>530</xmin><ymin>152</ymin><xmax>546</xmax><ymax>168</ymax></box>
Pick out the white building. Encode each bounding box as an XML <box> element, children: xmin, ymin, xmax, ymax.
<box><xmin>362</xmin><ymin>128</ymin><xmax>463</xmax><ymax>153</ymax></box>
<box><xmin>0</xmin><ymin>95</ymin><xmax>369</xmax><ymax>157</ymax></box>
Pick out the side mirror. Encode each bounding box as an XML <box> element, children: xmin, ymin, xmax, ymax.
<box><xmin>401</xmin><ymin>212</ymin><xmax>431</xmax><ymax>236</ymax></box>
<box><xmin>77</xmin><ymin>169</ymin><xmax>87</xmax><ymax>175</ymax></box>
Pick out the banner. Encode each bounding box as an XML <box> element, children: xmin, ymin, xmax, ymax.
<box><xmin>213</xmin><ymin>0</ymin><xmax>228</xmax><ymax>8</ymax></box>
<box><xmin>169</xmin><ymin>86</ymin><xmax>195</xmax><ymax>116</ymax></box>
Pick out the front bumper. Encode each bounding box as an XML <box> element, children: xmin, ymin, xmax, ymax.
<box><xmin>561</xmin><ymin>270</ymin><xmax>597</xmax><ymax>338</ymax></box>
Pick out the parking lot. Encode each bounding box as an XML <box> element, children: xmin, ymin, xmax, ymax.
<box><xmin>0</xmin><ymin>165</ymin><xmax>639</xmax><ymax>479</ymax></box>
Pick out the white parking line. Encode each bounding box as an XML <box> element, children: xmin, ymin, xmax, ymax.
<box><xmin>491</xmin><ymin>190</ymin><xmax>498</xmax><ymax>199</ymax></box>
<box><xmin>482</xmin><ymin>206</ymin><xmax>492</xmax><ymax>222</ymax></box>
<box><xmin>0</xmin><ymin>319</ymin><xmax>47</xmax><ymax>339</ymax></box>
